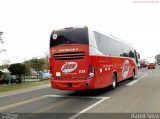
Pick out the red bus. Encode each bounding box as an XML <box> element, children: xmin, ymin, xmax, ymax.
<box><xmin>49</xmin><ymin>27</ymin><xmax>138</xmax><ymax>90</ymax></box>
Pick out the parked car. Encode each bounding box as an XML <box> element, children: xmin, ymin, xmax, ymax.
<box><xmin>41</xmin><ymin>72</ymin><xmax>51</xmax><ymax>79</ymax></box>
<box><xmin>0</xmin><ymin>73</ymin><xmax>10</xmax><ymax>84</ymax></box>
<box><xmin>10</xmin><ymin>75</ymin><xmax>19</xmax><ymax>84</ymax></box>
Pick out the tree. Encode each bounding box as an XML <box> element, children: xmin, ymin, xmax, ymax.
<box><xmin>23</xmin><ymin>56</ymin><xmax>49</xmax><ymax>78</ymax></box>
<box><xmin>0</xmin><ymin>32</ymin><xmax>6</xmax><ymax>53</ymax></box>
<box><xmin>30</xmin><ymin>58</ymin><xmax>45</xmax><ymax>72</ymax></box>
<box><xmin>8</xmin><ymin>63</ymin><xmax>27</xmax><ymax>84</ymax></box>
<box><xmin>23</xmin><ymin>60</ymin><xmax>32</xmax><ymax>76</ymax></box>
<box><xmin>43</xmin><ymin>52</ymin><xmax>49</xmax><ymax>70</ymax></box>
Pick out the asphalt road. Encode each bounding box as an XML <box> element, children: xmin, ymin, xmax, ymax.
<box><xmin>0</xmin><ymin>66</ymin><xmax>160</xmax><ymax>119</ymax></box>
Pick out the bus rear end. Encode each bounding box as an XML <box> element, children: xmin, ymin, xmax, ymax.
<box><xmin>50</xmin><ymin>27</ymin><xmax>95</xmax><ymax>90</ymax></box>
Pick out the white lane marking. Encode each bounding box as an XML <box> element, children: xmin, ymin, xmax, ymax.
<box><xmin>44</xmin><ymin>95</ymin><xmax>110</xmax><ymax>119</ymax></box>
<box><xmin>126</xmin><ymin>73</ymin><xmax>148</xmax><ymax>86</ymax></box>
<box><xmin>69</xmin><ymin>97</ymin><xmax>110</xmax><ymax>119</ymax></box>
<box><xmin>44</xmin><ymin>94</ymin><xmax>108</xmax><ymax>99</ymax></box>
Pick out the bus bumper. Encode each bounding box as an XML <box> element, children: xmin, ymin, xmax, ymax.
<box><xmin>50</xmin><ymin>79</ymin><xmax>94</xmax><ymax>90</ymax></box>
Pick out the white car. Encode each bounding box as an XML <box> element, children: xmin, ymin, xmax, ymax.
<box><xmin>42</xmin><ymin>72</ymin><xmax>51</xmax><ymax>79</ymax></box>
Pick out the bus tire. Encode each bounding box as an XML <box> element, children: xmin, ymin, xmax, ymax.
<box><xmin>130</xmin><ymin>76</ymin><xmax>134</xmax><ymax>80</ymax></box>
<box><xmin>130</xmin><ymin>69</ymin><xmax>135</xmax><ymax>80</ymax></box>
<box><xmin>112</xmin><ymin>73</ymin><xmax>117</xmax><ymax>89</ymax></box>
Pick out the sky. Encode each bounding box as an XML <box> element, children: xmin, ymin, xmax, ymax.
<box><xmin>0</xmin><ymin>0</ymin><xmax>160</xmax><ymax>65</ymax></box>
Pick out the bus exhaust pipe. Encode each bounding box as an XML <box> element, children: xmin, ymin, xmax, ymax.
<box><xmin>86</xmin><ymin>82</ymin><xmax>90</xmax><ymax>86</ymax></box>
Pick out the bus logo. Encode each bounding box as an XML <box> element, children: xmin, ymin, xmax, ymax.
<box><xmin>122</xmin><ymin>60</ymin><xmax>130</xmax><ymax>78</ymax></box>
<box><xmin>61</xmin><ymin>62</ymin><xmax>78</xmax><ymax>73</ymax></box>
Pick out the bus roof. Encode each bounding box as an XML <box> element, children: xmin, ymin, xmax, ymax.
<box><xmin>51</xmin><ymin>26</ymin><xmax>134</xmax><ymax>49</ymax></box>
<box><xmin>53</xmin><ymin>26</ymin><xmax>88</xmax><ymax>32</ymax></box>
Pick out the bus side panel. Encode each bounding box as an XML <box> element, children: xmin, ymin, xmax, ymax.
<box><xmin>115</xmin><ymin>57</ymin><xmax>136</xmax><ymax>82</ymax></box>
<box><xmin>91</xmin><ymin>56</ymin><xmax>113</xmax><ymax>89</ymax></box>
<box><xmin>111</xmin><ymin>57</ymin><xmax>122</xmax><ymax>82</ymax></box>
<box><xmin>91</xmin><ymin>56</ymin><xmax>137</xmax><ymax>89</ymax></box>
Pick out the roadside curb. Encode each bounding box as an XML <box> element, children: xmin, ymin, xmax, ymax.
<box><xmin>0</xmin><ymin>84</ymin><xmax>50</xmax><ymax>98</ymax></box>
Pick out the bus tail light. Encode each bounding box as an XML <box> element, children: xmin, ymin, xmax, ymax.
<box><xmin>88</xmin><ymin>65</ymin><xmax>95</xmax><ymax>78</ymax></box>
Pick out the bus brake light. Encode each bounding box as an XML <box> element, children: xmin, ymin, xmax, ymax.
<box><xmin>88</xmin><ymin>65</ymin><xmax>95</xmax><ymax>78</ymax></box>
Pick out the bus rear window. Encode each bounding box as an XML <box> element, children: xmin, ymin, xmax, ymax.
<box><xmin>50</xmin><ymin>28</ymin><xmax>89</xmax><ymax>47</ymax></box>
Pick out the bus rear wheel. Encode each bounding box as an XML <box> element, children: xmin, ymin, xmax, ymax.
<box><xmin>112</xmin><ymin>73</ymin><xmax>117</xmax><ymax>89</ymax></box>
<box><xmin>130</xmin><ymin>69</ymin><xmax>135</xmax><ymax>80</ymax></box>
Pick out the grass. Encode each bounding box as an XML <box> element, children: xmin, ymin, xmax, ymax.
<box><xmin>0</xmin><ymin>79</ymin><xmax>50</xmax><ymax>93</ymax></box>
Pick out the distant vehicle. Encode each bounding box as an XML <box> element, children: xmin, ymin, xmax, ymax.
<box><xmin>139</xmin><ymin>59</ymin><xmax>147</xmax><ymax>68</ymax></box>
<box><xmin>0</xmin><ymin>71</ymin><xmax>10</xmax><ymax>84</ymax></box>
<box><xmin>147</xmin><ymin>58</ymin><xmax>156</xmax><ymax>69</ymax></box>
<box><xmin>49</xmin><ymin>26</ymin><xmax>139</xmax><ymax>90</ymax></box>
<box><xmin>3</xmin><ymin>73</ymin><xmax>10</xmax><ymax>84</ymax></box>
<box><xmin>0</xmin><ymin>71</ymin><xmax>5</xmax><ymax>85</ymax></box>
<box><xmin>0</xmin><ymin>73</ymin><xmax>18</xmax><ymax>84</ymax></box>
<box><xmin>148</xmin><ymin>63</ymin><xmax>156</xmax><ymax>69</ymax></box>
<box><xmin>10</xmin><ymin>75</ymin><xmax>19</xmax><ymax>84</ymax></box>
